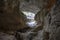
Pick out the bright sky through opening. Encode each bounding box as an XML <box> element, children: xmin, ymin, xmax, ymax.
<box><xmin>22</xmin><ymin>11</ymin><xmax>37</xmax><ymax>28</ymax></box>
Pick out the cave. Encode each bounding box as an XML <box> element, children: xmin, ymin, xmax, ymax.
<box><xmin>0</xmin><ymin>0</ymin><xmax>60</xmax><ymax>40</ymax></box>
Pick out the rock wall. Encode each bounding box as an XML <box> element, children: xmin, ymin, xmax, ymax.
<box><xmin>16</xmin><ymin>0</ymin><xmax>60</xmax><ymax>40</ymax></box>
<box><xmin>0</xmin><ymin>0</ymin><xmax>60</xmax><ymax>40</ymax></box>
<box><xmin>0</xmin><ymin>0</ymin><xmax>27</xmax><ymax>33</ymax></box>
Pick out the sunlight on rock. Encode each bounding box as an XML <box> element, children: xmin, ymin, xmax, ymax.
<box><xmin>22</xmin><ymin>11</ymin><xmax>37</xmax><ymax>28</ymax></box>
<box><xmin>22</xmin><ymin>11</ymin><xmax>35</xmax><ymax>19</ymax></box>
<box><xmin>26</xmin><ymin>20</ymin><xmax>37</xmax><ymax>28</ymax></box>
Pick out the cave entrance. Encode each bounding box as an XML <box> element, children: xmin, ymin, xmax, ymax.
<box><xmin>20</xmin><ymin>0</ymin><xmax>40</xmax><ymax>28</ymax></box>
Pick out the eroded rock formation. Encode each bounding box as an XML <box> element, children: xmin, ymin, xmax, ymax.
<box><xmin>0</xmin><ymin>0</ymin><xmax>60</xmax><ymax>40</ymax></box>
